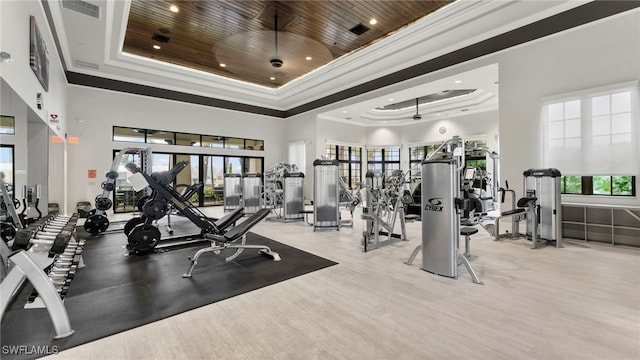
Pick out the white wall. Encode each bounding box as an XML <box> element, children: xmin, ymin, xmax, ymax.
<box><xmin>0</xmin><ymin>0</ymin><xmax>68</xmax><ymax>214</ymax></box>
<box><xmin>0</xmin><ymin>0</ymin><xmax>68</xmax><ymax>138</ymax></box>
<box><xmin>27</xmin><ymin>117</ymin><xmax>49</xmax><ymax>215</ymax></box>
<box><xmin>497</xmin><ymin>10</ymin><xmax>640</xmax><ymax>206</ymax></box>
<box><xmin>285</xmin><ymin>10</ymin><xmax>639</xmax><ymax>207</ymax></box>
<box><xmin>65</xmin><ymin>86</ymin><xmax>286</xmax><ymax>213</ymax></box>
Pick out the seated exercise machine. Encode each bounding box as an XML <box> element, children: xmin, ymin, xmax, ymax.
<box><xmin>125</xmin><ymin>163</ymin><xmax>280</xmax><ymax>274</ymax></box>
<box><xmin>405</xmin><ymin>139</ymin><xmax>484</xmax><ymax>285</ymax></box>
<box><xmin>484</xmin><ymin>169</ymin><xmax>562</xmax><ymax>249</ymax></box>
<box><xmin>483</xmin><ymin>181</ymin><xmax>524</xmax><ymax>240</ymax></box>
<box><xmin>405</xmin><ymin>138</ymin><xmax>499</xmax><ymax>220</ymax></box>
<box><xmin>361</xmin><ymin>169</ymin><xmax>411</xmax><ymax>252</ymax></box>
<box><xmin>182</xmin><ymin>208</ymin><xmax>280</xmax><ymax>278</ymax></box>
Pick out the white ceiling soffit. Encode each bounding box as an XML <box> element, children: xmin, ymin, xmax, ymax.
<box><xmin>49</xmin><ymin>0</ymin><xmax>588</xmax><ymax>110</ymax></box>
<box><xmin>317</xmin><ymin>63</ymin><xmax>499</xmax><ymax>127</ymax></box>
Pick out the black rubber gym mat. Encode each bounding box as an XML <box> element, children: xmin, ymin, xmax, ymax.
<box><xmin>0</xmin><ymin>227</ymin><xmax>337</xmax><ymax>359</ymax></box>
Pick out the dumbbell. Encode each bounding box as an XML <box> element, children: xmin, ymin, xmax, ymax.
<box><xmin>12</xmin><ymin>227</ymin><xmax>73</xmax><ymax>251</ymax></box>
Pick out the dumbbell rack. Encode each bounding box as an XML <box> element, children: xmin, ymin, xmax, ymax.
<box><xmin>0</xmin><ymin>213</ymin><xmax>85</xmax><ymax>339</ymax></box>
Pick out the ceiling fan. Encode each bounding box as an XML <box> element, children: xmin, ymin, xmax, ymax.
<box><xmin>270</xmin><ymin>12</ymin><xmax>283</xmax><ymax>68</ymax></box>
<box><xmin>412</xmin><ymin>98</ymin><xmax>422</xmax><ymax>120</ymax></box>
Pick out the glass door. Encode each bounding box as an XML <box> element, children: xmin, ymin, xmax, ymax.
<box><xmin>113</xmin><ymin>150</ymin><xmax>141</xmax><ymax>213</ymax></box>
<box><xmin>173</xmin><ymin>154</ymin><xmax>200</xmax><ymax>206</ymax></box>
<box><xmin>203</xmin><ymin>156</ymin><xmax>224</xmax><ymax>206</ymax></box>
<box><xmin>225</xmin><ymin>157</ymin><xmax>243</xmax><ymax>175</ymax></box>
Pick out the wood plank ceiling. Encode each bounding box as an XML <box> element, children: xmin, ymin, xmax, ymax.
<box><xmin>123</xmin><ymin>1</ymin><xmax>452</xmax><ymax>88</ymax></box>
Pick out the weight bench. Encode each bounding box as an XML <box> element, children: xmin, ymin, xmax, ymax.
<box><xmin>182</xmin><ymin>208</ymin><xmax>281</xmax><ymax>278</ymax></box>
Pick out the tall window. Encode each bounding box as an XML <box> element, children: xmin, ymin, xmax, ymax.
<box><xmin>288</xmin><ymin>141</ymin><xmax>306</xmax><ymax>174</ymax></box>
<box><xmin>367</xmin><ymin>147</ymin><xmax>400</xmax><ymax>178</ymax></box>
<box><xmin>325</xmin><ymin>143</ymin><xmax>362</xmax><ymax>189</ymax></box>
<box><xmin>543</xmin><ymin>82</ymin><xmax>638</xmax><ymax>196</ymax></box>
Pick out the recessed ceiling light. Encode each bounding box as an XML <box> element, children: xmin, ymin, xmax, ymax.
<box><xmin>342</xmin><ymin>110</ymin><xmax>348</xmax><ymax>114</ymax></box>
<box><xmin>369</xmin><ymin>18</ymin><xmax>377</xmax><ymax>25</ymax></box>
<box><xmin>270</xmin><ymin>77</ymin><xmax>276</xmax><ymax>81</ymax></box>
<box><xmin>169</xmin><ymin>5</ymin><xmax>179</xmax><ymax>13</ymax></box>
<box><xmin>305</xmin><ymin>56</ymin><xmax>312</xmax><ymax>61</ymax></box>
<box><xmin>454</xmin><ymin>80</ymin><xmax>462</xmax><ymax>84</ymax></box>
<box><xmin>388</xmin><ymin>98</ymin><xmax>394</xmax><ymax>102</ymax></box>
<box><xmin>220</xmin><ymin>63</ymin><xmax>226</xmax><ymax>67</ymax></box>
<box><xmin>153</xmin><ymin>45</ymin><xmax>161</xmax><ymax>50</ymax></box>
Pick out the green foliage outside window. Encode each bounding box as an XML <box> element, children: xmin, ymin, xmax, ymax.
<box><xmin>593</xmin><ymin>176</ymin><xmax>611</xmax><ymax>195</ymax></box>
<box><xmin>612</xmin><ymin>176</ymin><xmax>633</xmax><ymax>195</ymax></box>
<box><xmin>561</xmin><ymin>175</ymin><xmax>634</xmax><ymax>196</ymax></box>
<box><xmin>562</xmin><ymin>176</ymin><xmax>582</xmax><ymax>194</ymax></box>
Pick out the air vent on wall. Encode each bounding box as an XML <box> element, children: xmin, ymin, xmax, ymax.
<box><xmin>152</xmin><ymin>33</ymin><xmax>171</xmax><ymax>43</ymax></box>
<box><xmin>73</xmin><ymin>59</ymin><xmax>100</xmax><ymax>70</ymax></box>
<box><xmin>61</xmin><ymin>0</ymin><xmax>100</xmax><ymax>19</ymax></box>
<box><xmin>349</xmin><ymin>23</ymin><xmax>370</xmax><ymax>36</ymax></box>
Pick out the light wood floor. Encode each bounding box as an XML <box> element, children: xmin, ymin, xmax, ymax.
<box><xmin>45</xmin><ymin>207</ymin><xmax>640</xmax><ymax>360</ymax></box>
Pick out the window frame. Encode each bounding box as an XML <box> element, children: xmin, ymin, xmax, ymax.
<box><xmin>561</xmin><ymin>175</ymin><xmax>636</xmax><ymax>196</ymax></box>
<box><xmin>325</xmin><ymin>143</ymin><xmax>362</xmax><ymax>189</ymax></box>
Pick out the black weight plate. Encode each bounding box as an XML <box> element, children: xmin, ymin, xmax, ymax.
<box><xmin>101</xmin><ymin>181</ymin><xmax>115</xmax><ymax>192</ymax></box>
<box><xmin>95</xmin><ymin>197</ymin><xmax>113</xmax><ymax>211</ymax></box>
<box><xmin>83</xmin><ymin>214</ymin><xmax>110</xmax><ymax>234</ymax></box>
<box><xmin>141</xmin><ymin>199</ymin><xmax>167</xmax><ymax>220</ymax></box>
<box><xmin>127</xmin><ymin>224</ymin><xmax>160</xmax><ymax>253</ymax></box>
<box><xmin>123</xmin><ymin>217</ymin><xmax>145</xmax><ymax>236</ymax></box>
<box><xmin>106</xmin><ymin>171</ymin><xmax>119</xmax><ymax>180</ymax></box>
<box><xmin>0</xmin><ymin>223</ymin><xmax>16</xmax><ymax>242</ymax></box>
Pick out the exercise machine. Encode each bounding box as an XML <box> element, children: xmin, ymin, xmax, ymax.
<box><xmin>405</xmin><ymin>159</ymin><xmax>483</xmax><ymax>284</ymax></box>
<box><xmin>523</xmin><ymin>168</ymin><xmax>562</xmax><ymax>248</ymax></box>
<box><xmin>405</xmin><ymin>137</ymin><xmax>499</xmax><ymax>219</ymax></box>
<box><xmin>460</xmin><ymin>167</ymin><xmax>488</xmax><ymax>226</ymax></box>
<box><xmin>162</xmin><ymin>182</ymin><xmax>203</xmax><ymax>235</ymax></box>
<box><xmin>223</xmin><ymin>173</ymin><xmax>242</xmax><ymax>211</ymax></box>
<box><xmin>313</xmin><ymin>159</ymin><xmax>340</xmax><ymax>231</ymax></box>
<box><xmin>262</xmin><ymin>163</ymin><xmax>306</xmax><ymax>221</ymax></box>
<box><xmin>283</xmin><ymin>172</ymin><xmax>305</xmax><ymax>221</ymax></box>
<box><xmin>182</xmin><ymin>208</ymin><xmax>281</xmax><ymax>278</ymax></box>
<box><xmin>338</xmin><ymin>176</ymin><xmax>360</xmax><ymax>228</ymax></box>
<box><xmin>125</xmin><ymin>163</ymin><xmax>280</xmax><ymax>270</ymax></box>
<box><xmin>242</xmin><ymin>173</ymin><xmax>262</xmax><ymax>215</ymax></box>
<box><xmin>19</xmin><ymin>184</ymin><xmax>43</xmax><ymax>226</ymax></box>
<box><xmin>361</xmin><ymin>169</ymin><xmax>411</xmax><ymax>252</ymax></box>
<box><xmin>84</xmin><ymin>147</ymin><xmax>153</xmax><ymax>234</ymax></box>
<box><xmin>485</xmin><ymin>169</ymin><xmax>562</xmax><ymax>249</ymax></box>
<box><xmin>1</xmin><ymin>172</ymin><xmax>22</xmax><ymax>242</ymax></box>
<box><xmin>483</xmin><ymin>181</ymin><xmax>525</xmax><ymax>241</ymax></box>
